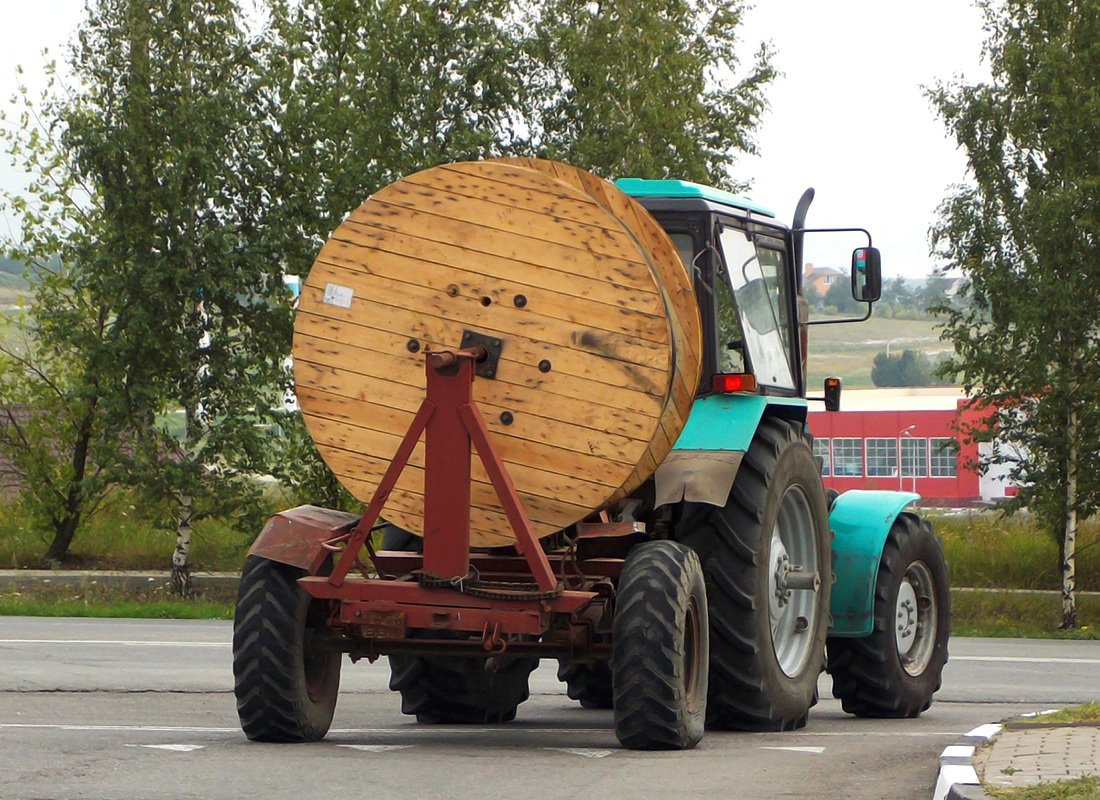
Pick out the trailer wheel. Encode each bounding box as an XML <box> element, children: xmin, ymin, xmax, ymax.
<box><xmin>557</xmin><ymin>654</ymin><xmax>613</xmax><ymax>709</ymax></box>
<box><xmin>676</xmin><ymin>417</ymin><xmax>831</xmax><ymax>731</ymax></box>
<box><xmin>827</xmin><ymin>512</ymin><xmax>949</xmax><ymax>718</ymax></box>
<box><xmin>389</xmin><ymin>638</ymin><xmax>537</xmax><ymax>723</ymax></box>
<box><xmin>613</xmin><ymin>540</ymin><xmax>708</xmax><ymax>750</ymax></box>
<box><xmin>233</xmin><ymin>556</ymin><xmax>341</xmax><ymax>742</ymax></box>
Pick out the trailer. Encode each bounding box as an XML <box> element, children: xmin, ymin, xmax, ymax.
<box><xmin>232</xmin><ymin>159</ymin><xmax>949</xmax><ymax>750</ymax></box>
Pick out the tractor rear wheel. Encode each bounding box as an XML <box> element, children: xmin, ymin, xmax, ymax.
<box><xmin>827</xmin><ymin>512</ymin><xmax>950</xmax><ymax>718</ymax></box>
<box><xmin>389</xmin><ymin>638</ymin><xmax>537</xmax><ymax>723</ymax></box>
<box><xmin>676</xmin><ymin>416</ymin><xmax>831</xmax><ymax>731</ymax></box>
<box><xmin>383</xmin><ymin>525</ymin><xmax>537</xmax><ymax>724</ymax></box>
<box><xmin>613</xmin><ymin>540</ymin><xmax>708</xmax><ymax>750</ymax></box>
<box><xmin>557</xmin><ymin>654</ymin><xmax>613</xmax><ymax>709</ymax></box>
<box><xmin>233</xmin><ymin>556</ymin><xmax>341</xmax><ymax>742</ymax></box>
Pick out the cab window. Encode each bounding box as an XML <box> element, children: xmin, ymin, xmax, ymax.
<box><xmin>717</xmin><ymin>226</ymin><xmax>795</xmax><ymax>390</ymax></box>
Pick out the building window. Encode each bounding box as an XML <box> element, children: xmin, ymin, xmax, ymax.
<box><xmin>813</xmin><ymin>438</ymin><xmax>830</xmax><ymax>476</ymax></box>
<box><xmin>832</xmin><ymin>438</ymin><xmax>863</xmax><ymax>476</ymax></box>
<box><xmin>930</xmin><ymin>437</ymin><xmax>958</xmax><ymax>477</ymax></box>
<box><xmin>866</xmin><ymin>438</ymin><xmax>898</xmax><ymax>477</ymax></box>
<box><xmin>901</xmin><ymin>437</ymin><xmax>928</xmax><ymax>477</ymax></box>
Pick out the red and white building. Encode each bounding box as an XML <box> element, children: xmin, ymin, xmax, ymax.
<box><xmin>806</xmin><ymin>388</ymin><xmax>1019</xmax><ymax>506</ymax></box>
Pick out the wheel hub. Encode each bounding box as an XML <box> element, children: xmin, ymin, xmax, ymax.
<box><xmin>895</xmin><ymin>579</ymin><xmax>918</xmax><ymax>656</ymax></box>
<box><xmin>768</xmin><ymin>486</ymin><xmax>822</xmax><ymax>678</ymax></box>
<box><xmin>896</xmin><ymin>560</ymin><xmax>938</xmax><ymax>676</ymax></box>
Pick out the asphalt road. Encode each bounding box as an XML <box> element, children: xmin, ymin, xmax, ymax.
<box><xmin>2</xmin><ymin>617</ymin><xmax>1098</xmax><ymax>800</ymax></box>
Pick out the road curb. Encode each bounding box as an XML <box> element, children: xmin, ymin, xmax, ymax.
<box><xmin>932</xmin><ymin>723</ymin><xmax>1001</xmax><ymax>800</ymax></box>
<box><xmin>0</xmin><ymin>570</ymin><xmax>240</xmax><ymax>592</ymax></box>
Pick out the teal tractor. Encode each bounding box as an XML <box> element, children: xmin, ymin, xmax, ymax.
<box><xmin>233</xmin><ymin>169</ymin><xmax>950</xmax><ymax>751</ymax></box>
<box><xmin>606</xmin><ymin>178</ymin><xmax>951</xmax><ymax>730</ymax></box>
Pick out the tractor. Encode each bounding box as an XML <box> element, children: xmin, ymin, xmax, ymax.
<box><xmin>232</xmin><ymin>159</ymin><xmax>949</xmax><ymax>750</ymax></box>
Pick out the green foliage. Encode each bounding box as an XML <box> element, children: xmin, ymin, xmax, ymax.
<box><xmin>871</xmin><ymin>348</ymin><xmax>949</xmax><ymax>387</ymax></box>
<box><xmin>823</xmin><ymin>278</ymin><xmax>860</xmax><ymax>313</ymax></box>
<box><xmin>934</xmin><ymin>512</ymin><xmax>1099</xmax><ymax>592</ymax></box>
<box><xmin>530</xmin><ymin>0</ymin><xmax>775</xmax><ymax>187</ymax></box>
<box><xmin>0</xmin><ymin>582</ymin><xmax>235</xmax><ymax>619</ymax></box>
<box><xmin>929</xmin><ymin>0</ymin><xmax>1100</xmax><ymax>627</ymax></box>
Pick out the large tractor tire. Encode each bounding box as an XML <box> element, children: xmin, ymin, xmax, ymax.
<box><xmin>233</xmin><ymin>556</ymin><xmax>341</xmax><ymax>742</ymax></box>
<box><xmin>383</xmin><ymin>525</ymin><xmax>537</xmax><ymax>724</ymax></box>
<box><xmin>389</xmin><ymin>639</ymin><xmax>537</xmax><ymax>724</ymax></box>
<box><xmin>613</xmin><ymin>540</ymin><xmax>708</xmax><ymax>750</ymax></box>
<box><xmin>827</xmin><ymin>512</ymin><xmax>950</xmax><ymax>718</ymax></box>
<box><xmin>557</xmin><ymin>657</ymin><xmax>614</xmax><ymax>710</ymax></box>
<box><xmin>676</xmin><ymin>417</ymin><xmax>831</xmax><ymax>732</ymax></box>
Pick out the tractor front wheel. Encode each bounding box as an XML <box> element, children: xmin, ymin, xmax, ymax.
<box><xmin>827</xmin><ymin>512</ymin><xmax>950</xmax><ymax>718</ymax></box>
<box><xmin>233</xmin><ymin>556</ymin><xmax>341</xmax><ymax>742</ymax></box>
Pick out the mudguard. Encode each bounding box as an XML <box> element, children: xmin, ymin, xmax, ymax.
<box><xmin>654</xmin><ymin>394</ymin><xmax>808</xmax><ymax>508</ymax></box>
<box><xmin>827</xmin><ymin>489</ymin><xmax>920</xmax><ymax>637</ymax></box>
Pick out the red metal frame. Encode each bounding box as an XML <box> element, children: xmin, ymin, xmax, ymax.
<box><xmin>300</xmin><ymin>345</ymin><xmax>599</xmax><ymax>643</ymax></box>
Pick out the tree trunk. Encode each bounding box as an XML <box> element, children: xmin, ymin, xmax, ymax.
<box><xmin>42</xmin><ymin>400</ymin><xmax>97</xmax><ymax>565</ymax></box>
<box><xmin>170</xmin><ymin>490</ymin><xmax>194</xmax><ymax>597</ymax></box>
<box><xmin>1060</xmin><ymin>409</ymin><xmax>1077</xmax><ymax>631</ymax></box>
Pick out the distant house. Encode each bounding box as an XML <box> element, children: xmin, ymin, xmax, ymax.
<box><xmin>804</xmin><ymin>263</ymin><xmax>845</xmax><ymax>296</ymax></box>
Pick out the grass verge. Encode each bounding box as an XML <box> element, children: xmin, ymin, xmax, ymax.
<box><xmin>934</xmin><ymin>512</ymin><xmax>1099</xmax><ymax>592</ymax></box>
<box><xmin>952</xmin><ymin>590</ymin><xmax>1099</xmax><ymax>639</ymax></box>
<box><xmin>989</xmin><ymin>775</ymin><xmax>1100</xmax><ymax>799</ymax></box>
<box><xmin>1015</xmin><ymin>704</ymin><xmax>1100</xmax><ymax>726</ymax></box>
<box><xmin>0</xmin><ymin>583</ymin><xmax>235</xmax><ymax>619</ymax></box>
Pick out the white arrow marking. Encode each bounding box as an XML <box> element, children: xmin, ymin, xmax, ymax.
<box><xmin>337</xmin><ymin>745</ymin><xmax>413</xmax><ymax>752</ymax></box>
<box><xmin>544</xmin><ymin>748</ymin><xmax>615</xmax><ymax>758</ymax></box>
<box><xmin>126</xmin><ymin>744</ymin><xmax>205</xmax><ymax>752</ymax></box>
<box><xmin>760</xmin><ymin>746</ymin><xmax>825</xmax><ymax>754</ymax></box>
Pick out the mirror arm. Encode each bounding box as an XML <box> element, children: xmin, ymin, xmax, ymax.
<box><xmin>805</xmin><ymin>301</ymin><xmax>874</xmax><ymax>326</ymax></box>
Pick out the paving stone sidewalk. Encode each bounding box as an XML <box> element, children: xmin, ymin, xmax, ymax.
<box><xmin>979</xmin><ymin>724</ymin><xmax>1100</xmax><ymax>791</ymax></box>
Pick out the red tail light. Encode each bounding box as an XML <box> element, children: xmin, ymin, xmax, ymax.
<box><xmin>712</xmin><ymin>373</ymin><xmax>757</xmax><ymax>393</ymax></box>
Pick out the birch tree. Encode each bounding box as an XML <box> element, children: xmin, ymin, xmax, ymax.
<box><xmin>930</xmin><ymin>0</ymin><xmax>1100</xmax><ymax>629</ymax></box>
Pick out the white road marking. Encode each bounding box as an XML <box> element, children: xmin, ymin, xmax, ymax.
<box><xmin>337</xmin><ymin>745</ymin><xmax>413</xmax><ymax>752</ymax></box>
<box><xmin>953</xmin><ymin>656</ymin><xmax>1100</xmax><ymax>665</ymax></box>
<box><xmin>760</xmin><ymin>746</ymin><xmax>825</xmax><ymax>754</ymax></box>
<box><xmin>125</xmin><ymin>744</ymin><xmax>205</xmax><ymax>752</ymax></box>
<box><xmin>0</xmin><ymin>639</ymin><xmax>229</xmax><ymax>648</ymax></box>
<box><xmin>0</xmin><ymin>722</ymin><xmax>964</xmax><ymax>738</ymax></box>
<box><xmin>544</xmin><ymin>748</ymin><xmax>615</xmax><ymax>758</ymax></box>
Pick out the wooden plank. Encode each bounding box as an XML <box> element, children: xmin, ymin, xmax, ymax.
<box><xmin>311</xmin><ymin>247</ymin><xmax>670</xmax><ymax>345</ymax></box>
<box><xmin>294</xmin><ymin>326</ymin><xmax>665</xmax><ymax>417</ymax></box>
<box><xmin>294</xmin><ymin>311</ymin><xmax>668</xmax><ymax>394</ymax></box>
<box><xmin>303</xmin><ymin>410</ymin><xmax>641</xmax><ymax>487</ymax></box>
<box><xmin>337</xmin><ymin>207</ymin><xmax>657</xmax><ymax>294</ymax></box>
<box><xmin>295</xmin><ymin>384</ymin><xmax>648</xmax><ymax>463</ymax></box>
<box><xmin>292</xmin><ymin>359</ymin><xmax>658</xmax><ymax>442</ymax></box>
<box><xmin>295</xmin><ymin>277</ymin><xmax>671</xmax><ymax>372</ymax></box>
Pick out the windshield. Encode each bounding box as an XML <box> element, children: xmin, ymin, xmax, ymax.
<box><xmin>717</xmin><ymin>227</ymin><xmax>795</xmax><ymax>390</ymax></box>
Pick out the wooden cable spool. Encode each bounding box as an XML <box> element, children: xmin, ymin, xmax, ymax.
<box><xmin>293</xmin><ymin>159</ymin><xmax>702</xmax><ymax>546</ymax></box>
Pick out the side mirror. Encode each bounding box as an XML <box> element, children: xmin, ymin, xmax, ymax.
<box><xmin>851</xmin><ymin>247</ymin><xmax>882</xmax><ymax>302</ymax></box>
<box><xmin>824</xmin><ymin>377</ymin><xmax>841</xmax><ymax>412</ymax></box>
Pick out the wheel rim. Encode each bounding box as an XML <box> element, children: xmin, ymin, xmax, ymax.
<box><xmin>767</xmin><ymin>485</ymin><xmax>820</xmax><ymax>677</ymax></box>
<box><xmin>303</xmin><ymin>601</ymin><xmax>335</xmax><ymax>702</ymax></box>
<box><xmin>684</xmin><ymin>594</ymin><xmax>702</xmax><ymax>713</ymax></box>
<box><xmin>896</xmin><ymin>560</ymin><xmax>937</xmax><ymax>676</ymax></box>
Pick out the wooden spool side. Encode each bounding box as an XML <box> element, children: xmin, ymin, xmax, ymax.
<box><xmin>294</xmin><ymin>161</ymin><xmax>695</xmax><ymax>546</ymax></box>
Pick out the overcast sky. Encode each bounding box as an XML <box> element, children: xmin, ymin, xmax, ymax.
<box><xmin>1</xmin><ymin>1</ymin><xmax>989</xmax><ymax>278</ymax></box>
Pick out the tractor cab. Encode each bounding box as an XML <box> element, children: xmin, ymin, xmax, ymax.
<box><xmin>616</xmin><ymin>178</ymin><xmax>881</xmax><ymax>405</ymax></box>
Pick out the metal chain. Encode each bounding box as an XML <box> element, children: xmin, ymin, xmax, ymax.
<box><xmin>416</xmin><ymin>569</ymin><xmax>563</xmax><ymax>601</ymax></box>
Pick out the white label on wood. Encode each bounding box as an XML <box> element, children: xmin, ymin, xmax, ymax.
<box><xmin>323</xmin><ymin>283</ymin><xmax>354</xmax><ymax>308</ymax></box>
